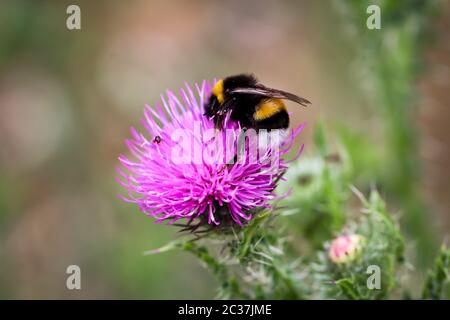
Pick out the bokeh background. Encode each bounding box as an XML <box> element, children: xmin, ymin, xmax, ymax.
<box><xmin>0</xmin><ymin>0</ymin><xmax>448</xmax><ymax>299</ymax></box>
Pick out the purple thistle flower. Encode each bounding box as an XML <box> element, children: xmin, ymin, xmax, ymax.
<box><xmin>117</xmin><ymin>80</ymin><xmax>305</xmax><ymax>227</ymax></box>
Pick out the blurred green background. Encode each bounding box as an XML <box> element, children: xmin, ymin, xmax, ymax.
<box><xmin>0</xmin><ymin>0</ymin><xmax>448</xmax><ymax>299</ymax></box>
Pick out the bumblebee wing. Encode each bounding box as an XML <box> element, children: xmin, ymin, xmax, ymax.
<box><xmin>230</xmin><ymin>84</ymin><xmax>310</xmax><ymax>107</ymax></box>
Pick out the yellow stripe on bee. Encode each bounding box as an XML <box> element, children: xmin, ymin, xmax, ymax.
<box><xmin>212</xmin><ymin>79</ymin><xmax>225</xmax><ymax>103</ymax></box>
<box><xmin>254</xmin><ymin>99</ymin><xmax>286</xmax><ymax>121</ymax></box>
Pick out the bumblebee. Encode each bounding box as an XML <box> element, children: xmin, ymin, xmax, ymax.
<box><xmin>204</xmin><ymin>74</ymin><xmax>310</xmax><ymax>130</ymax></box>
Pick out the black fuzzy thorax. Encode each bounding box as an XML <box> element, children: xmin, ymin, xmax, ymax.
<box><xmin>223</xmin><ymin>74</ymin><xmax>263</xmax><ymax>128</ymax></box>
<box><xmin>222</xmin><ymin>74</ymin><xmax>257</xmax><ymax>90</ymax></box>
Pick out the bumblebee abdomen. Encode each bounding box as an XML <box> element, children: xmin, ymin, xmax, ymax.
<box><xmin>255</xmin><ymin>110</ymin><xmax>289</xmax><ymax>130</ymax></box>
<box><xmin>251</xmin><ymin>99</ymin><xmax>289</xmax><ymax>129</ymax></box>
<box><xmin>253</xmin><ymin>99</ymin><xmax>286</xmax><ymax>121</ymax></box>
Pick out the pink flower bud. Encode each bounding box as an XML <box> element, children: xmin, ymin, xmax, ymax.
<box><xmin>328</xmin><ymin>234</ymin><xmax>365</xmax><ymax>264</ymax></box>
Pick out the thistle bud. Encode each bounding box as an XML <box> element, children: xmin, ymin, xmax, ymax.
<box><xmin>329</xmin><ymin>234</ymin><xmax>365</xmax><ymax>264</ymax></box>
